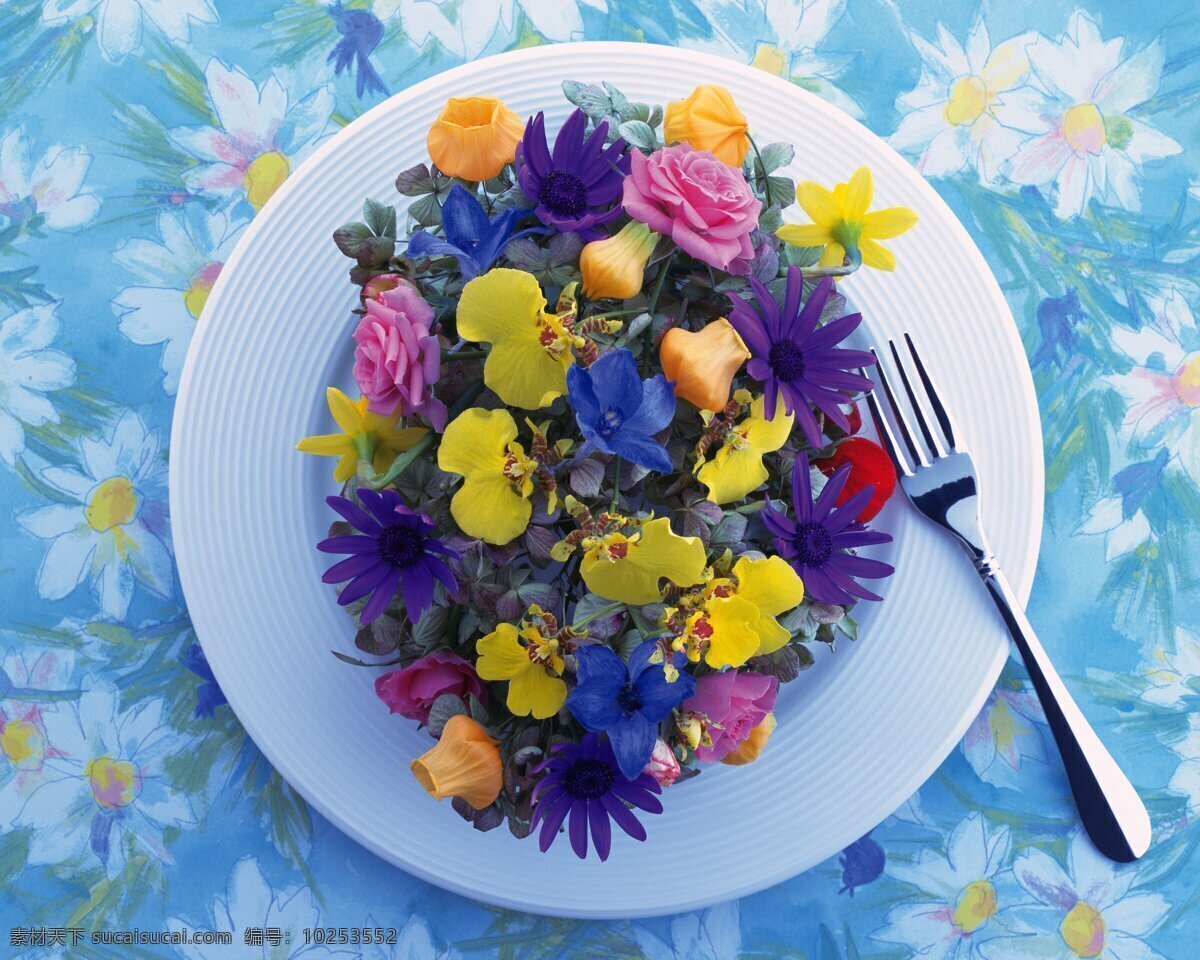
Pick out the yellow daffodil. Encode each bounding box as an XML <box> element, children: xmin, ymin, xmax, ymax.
<box><xmin>426</xmin><ymin>95</ymin><xmax>523</xmax><ymax>182</ymax></box>
<box><xmin>776</xmin><ymin>166</ymin><xmax>918</xmax><ymax>271</ymax></box>
<box><xmin>717</xmin><ymin>555</ymin><xmax>805</xmax><ymax>656</ymax></box>
<box><xmin>721</xmin><ymin>713</ymin><xmax>777</xmax><ymax>765</ymax></box>
<box><xmin>580</xmin><ymin>516</ymin><xmax>706</xmax><ymax>605</ymax></box>
<box><xmin>660</xmin><ymin>318</ymin><xmax>749</xmax><ymax>412</ymax></box>
<box><xmin>456</xmin><ymin>268</ymin><xmax>580</xmax><ymax>409</ymax></box>
<box><xmin>580</xmin><ymin>221</ymin><xmax>659</xmax><ymax>300</ymax></box>
<box><xmin>696</xmin><ymin>395</ymin><xmax>794</xmax><ymax>503</ymax></box>
<box><xmin>296</xmin><ymin>386</ymin><xmax>428</xmax><ymax>482</ymax></box>
<box><xmin>664</xmin><ymin>84</ymin><xmax>750</xmax><ymax>167</ymax></box>
<box><xmin>410</xmin><ymin>715</ymin><xmax>502</xmax><ymax>809</ymax></box>
<box><xmin>475</xmin><ymin>614</ymin><xmax>567</xmax><ymax>719</ymax></box>
<box><xmin>438</xmin><ymin>407</ymin><xmax>543</xmax><ymax>545</ymax></box>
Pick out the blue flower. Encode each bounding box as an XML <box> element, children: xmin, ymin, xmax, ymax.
<box><xmin>839</xmin><ymin>832</ymin><xmax>885</xmax><ymax>895</ymax></box>
<box><xmin>408</xmin><ymin>184</ymin><xmax>533</xmax><ymax>281</ymax></box>
<box><xmin>566</xmin><ymin>347</ymin><xmax>676</xmax><ymax>473</ymax></box>
<box><xmin>181</xmin><ymin>643</ymin><xmax>227</xmax><ymax>719</ymax></box>
<box><xmin>327</xmin><ymin>3</ymin><xmax>387</xmax><ymax>99</ymax></box>
<box><xmin>566</xmin><ymin>639</ymin><xmax>695</xmax><ymax>779</ymax></box>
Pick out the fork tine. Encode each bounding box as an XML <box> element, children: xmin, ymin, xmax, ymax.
<box><xmin>888</xmin><ymin>339</ymin><xmax>946</xmax><ymax>460</ymax></box>
<box><xmin>904</xmin><ymin>332</ymin><xmax>957</xmax><ymax>451</ymax></box>
<box><xmin>870</xmin><ymin>347</ymin><xmax>928</xmax><ymax>469</ymax></box>
<box><xmin>862</xmin><ymin>372</ymin><xmax>914</xmax><ymax>477</ymax></box>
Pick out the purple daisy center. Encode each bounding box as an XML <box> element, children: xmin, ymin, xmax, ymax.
<box><xmin>377</xmin><ymin>524</ymin><xmax>426</xmax><ymax>568</ymax></box>
<box><xmin>768</xmin><ymin>339</ymin><xmax>807</xmax><ymax>382</ymax></box>
<box><xmin>793</xmin><ymin>521</ymin><xmax>834</xmax><ymax>566</ymax></box>
<box><xmin>539</xmin><ymin>170</ymin><xmax>589</xmax><ymax>218</ymax></box>
<box><xmin>563</xmin><ymin>758</ymin><xmax>615</xmax><ymax>800</ymax></box>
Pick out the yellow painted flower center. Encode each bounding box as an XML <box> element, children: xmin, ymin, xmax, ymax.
<box><xmin>86</xmin><ymin>755</ymin><xmax>142</xmax><ymax>809</ymax></box>
<box><xmin>1063</xmin><ymin>104</ymin><xmax>1107</xmax><ymax>155</ymax></box>
<box><xmin>86</xmin><ymin>476</ymin><xmax>139</xmax><ymax>532</ymax></box>
<box><xmin>243</xmin><ymin>151</ymin><xmax>290</xmax><ymax>210</ymax></box>
<box><xmin>183</xmin><ymin>261</ymin><xmax>223</xmax><ymax>319</ymax></box>
<box><xmin>990</xmin><ymin>698</ymin><xmax>1018</xmax><ymax>753</ymax></box>
<box><xmin>1173</xmin><ymin>353</ymin><xmax>1200</xmax><ymax>407</ymax></box>
<box><xmin>1060</xmin><ymin>901</ymin><xmax>1106</xmax><ymax>958</ymax></box>
<box><xmin>944</xmin><ymin>75</ymin><xmax>990</xmax><ymax>126</ymax></box>
<box><xmin>752</xmin><ymin>44</ymin><xmax>789</xmax><ymax>77</ymax></box>
<box><xmin>1</xmin><ymin>719</ymin><xmax>45</xmax><ymax>769</ymax></box>
<box><xmin>952</xmin><ymin>879</ymin><xmax>998</xmax><ymax>934</ymax></box>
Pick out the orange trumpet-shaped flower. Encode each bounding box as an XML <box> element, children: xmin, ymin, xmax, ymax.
<box><xmin>664</xmin><ymin>84</ymin><xmax>751</xmax><ymax>167</ymax></box>
<box><xmin>410</xmin><ymin>714</ymin><xmax>503</xmax><ymax>809</ymax></box>
<box><xmin>426</xmin><ymin>96</ymin><xmax>523</xmax><ymax>182</ymax></box>
<box><xmin>721</xmin><ymin>713</ymin><xmax>777</xmax><ymax>766</ymax></box>
<box><xmin>659</xmin><ymin>318</ymin><xmax>749</xmax><ymax>411</ymax></box>
<box><xmin>580</xmin><ymin>221</ymin><xmax>660</xmax><ymax>300</ymax></box>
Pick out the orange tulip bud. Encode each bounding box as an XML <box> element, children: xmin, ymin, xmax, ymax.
<box><xmin>721</xmin><ymin>712</ymin><xmax>776</xmax><ymax>766</ymax></box>
<box><xmin>410</xmin><ymin>714</ymin><xmax>502</xmax><ymax>809</ymax></box>
<box><xmin>426</xmin><ymin>96</ymin><xmax>523</xmax><ymax>182</ymax></box>
<box><xmin>660</xmin><ymin>318</ymin><xmax>749</xmax><ymax>411</ymax></box>
<box><xmin>664</xmin><ymin>85</ymin><xmax>751</xmax><ymax>167</ymax></box>
<box><xmin>580</xmin><ymin>221</ymin><xmax>660</xmax><ymax>300</ymax></box>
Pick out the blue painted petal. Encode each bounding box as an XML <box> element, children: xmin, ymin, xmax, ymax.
<box><xmin>610</xmin><ymin>434</ymin><xmax>672</xmax><ymax>473</ymax></box>
<box><xmin>567</xmin><ymin>363</ymin><xmax>602</xmax><ymax>427</ymax></box>
<box><xmin>567</xmin><ymin>645</ymin><xmax>628</xmax><ymax>731</ymax></box>
<box><xmin>440</xmin><ymin>183</ymin><xmax>489</xmax><ymax>246</ymax></box>
<box><xmin>587</xmin><ymin>348</ymin><xmax>644</xmax><ymax>419</ymax></box>
<box><xmin>607</xmin><ymin>712</ymin><xmax>658</xmax><ymax>780</ymax></box>
<box><xmin>408</xmin><ymin>230</ymin><xmax>466</xmax><ymax>262</ymax></box>
<box><xmin>620</xmin><ymin>373</ymin><xmax>675</xmax><ymax>437</ymax></box>
<box><xmin>633</xmin><ymin>665</ymin><xmax>695</xmax><ymax>723</ymax></box>
<box><xmin>626</xmin><ymin>639</ymin><xmax>662</xmax><ymax>682</ymax></box>
<box><xmin>470</xmin><ymin>204</ymin><xmax>529</xmax><ymax>273</ymax></box>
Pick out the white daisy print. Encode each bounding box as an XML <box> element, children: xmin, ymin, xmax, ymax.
<box><xmin>872</xmin><ymin>813</ymin><xmax>1023</xmax><ymax>958</ymax></box>
<box><xmin>167</xmin><ymin>857</ymin><xmax>358</xmax><ymax>960</ymax></box>
<box><xmin>0</xmin><ymin>646</ymin><xmax>75</xmax><ymax>795</ymax></box>
<box><xmin>18</xmin><ymin>410</ymin><xmax>173</xmax><ymax>619</ymax></box>
<box><xmin>0</xmin><ymin>127</ymin><xmax>100</xmax><ymax>232</ymax></box>
<box><xmin>40</xmin><ymin>0</ymin><xmax>218</xmax><ymax>64</ymax></box>
<box><xmin>1141</xmin><ymin>626</ymin><xmax>1200</xmax><ymax>709</ymax></box>
<box><xmin>891</xmin><ymin>19</ymin><xmax>1038</xmax><ymax>185</ymax></box>
<box><xmin>1105</xmin><ymin>288</ymin><xmax>1200</xmax><ymax>485</ymax></box>
<box><xmin>1008</xmin><ymin>11</ymin><xmax>1181</xmax><ymax>219</ymax></box>
<box><xmin>1008</xmin><ymin>831</ymin><xmax>1168</xmax><ymax>960</ymax></box>
<box><xmin>1076</xmin><ymin>496</ymin><xmax>1153</xmax><ymax>561</ymax></box>
<box><xmin>962</xmin><ymin>684</ymin><xmax>1048</xmax><ymax>790</ymax></box>
<box><xmin>632</xmin><ymin>901</ymin><xmax>741</xmax><ymax>960</ymax></box>
<box><xmin>362</xmin><ymin>915</ymin><xmax>460</xmax><ymax>960</ymax></box>
<box><xmin>0</xmin><ymin>301</ymin><xmax>76</xmax><ymax>469</ymax></box>
<box><xmin>1166</xmin><ymin>714</ymin><xmax>1200</xmax><ymax>815</ymax></box>
<box><xmin>0</xmin><ymin>677</ymin><xmax>193</xmax><ymax>879</ymax></box>
<box><xmin>113</xmin><ymin>206</ymin><xmax>245</xmax><ymax>393</ymax></box>
<box><xmin>169</xmin><ymin>60</ymin><xmax>335</xmax><ymax>211</ymax></box>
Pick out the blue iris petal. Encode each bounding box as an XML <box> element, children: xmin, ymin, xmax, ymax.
<box><xmin>408</xmin><ymin>184</ymin><xmax>533</xmax><ymax>281</ymax></box>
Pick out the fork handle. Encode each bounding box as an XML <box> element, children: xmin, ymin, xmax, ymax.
<box><xmin>981</xmin><ymin>566</ymin><xmax>1151</xmax><ymax>862</ymax></box>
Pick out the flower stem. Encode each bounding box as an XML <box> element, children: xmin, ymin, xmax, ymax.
<box><xmin>802</xmin><ymin>245</ymin><xmax>863</xmax><ymax>278</ymax></box>
<box><xmin>364</xmin><ymin>379</ymin><xmax>485</xmax><ymax>489</ymax></box>
<box><xmin>441</xmin><ymin>347</ymin><xmax>488</xmax><ymax>361</ymax></box>
<box><xmin>570</xmin><ymin>600</ymin><xmax>625</xmax><ymax>630</ymax></box>
<box><xmin>610</xmin><ymin>456</ymin><xmax>623</xmax><ymax>511</ymax></box>
<box><xmin>747</xmin><ymin>133</ymin><xmax>775</xmax><ymax>208</ymax></box>
<box><xmin>648</xmin><ymin>250</ymin><xmax>677</xmax><ymax>317</ymax></box>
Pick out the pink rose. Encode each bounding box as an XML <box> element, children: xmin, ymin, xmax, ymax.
<box><xmin>374</xmin><ymin>650</ymin><xmax>485</xmax><ymax>723</ymax></box>
<box><xmin>683</xmin><ymin>669</ymin><xmax>778</xmax><ymax>763</ymax></box>
<box><xmin>622</xmin><ymin>144</ymin><xmax>761</xmax><ymax>274</ymax></box>
<box><xmin>353</xmin><ymin>276</ymin><xmax>447</xmax><ymax>430</ymax></box>
<box><xmin>642</xmin><ymin>738</ymin><xmax>681</xmax><ymax>787</ymax></box>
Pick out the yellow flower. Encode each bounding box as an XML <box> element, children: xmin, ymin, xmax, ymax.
<box><xmin>438</xmin><ymin>407</ymin><xmax>542</xmax><ymax>545</ymax></box>
<box><xmin>721</xmin><ymin>713</ymin><xmax>777</xmax><ymax>765</ymax></box>
<box><xmin>580</xmin><ymin>516</ymin><xmax>706</xmax><ymax>605</ymax></box>
<box><xmin>776</xmin><ymin>166</ymin><xmax>918</xmax><ymax>271</ymax></box>
<box><xmin>664</xmin><ymin>84</ymin><xmax>750</xmax><ymax>167</ymax></box>
<box><xmin>475</xmin><ymin>616</ymin><xmax>567</xmax><ymax>719</ymax></box>
<box><xmin>410</xmin><ymin>715</ymin><xmax>502</xmax><ymax>809</ymax></box>
<box><xmin>426</xmin><ymin>95</ymin><xmax>523</xmax><ymax>181</ymax></box>
<box><xmin>296</xmin><ymin>387</ymin><xmax>428</xmax><ymax>483</ymax></box>
<box><xmin>696</xmin><ymin>394</ymin><xmax>794</xmax><ymax>503</ymax></box>
<box><xmin>722</xmin><ymin>555</ymin><xmax>805</xmax><ymax>656</ymax></box>
<box><xmin>580</xmin><ymin>221</ymin><xmax>660</xmax><ymax>300</ymax></box>
<box><xmin>456</xmin><ymin>268</ymin><xmax>580</xmax><ymax>409</ymax></box>
<box><xmin>660</xmin><ymin>318</ymin><xmax>749</xmax><ymax>412</ymax></box>
<box><xmin>675</xmin><ymin>592</ymin><xmax>761</xmax><ymax>668</ymax></box>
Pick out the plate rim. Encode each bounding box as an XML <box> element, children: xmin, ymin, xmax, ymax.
<box><xmin>171</xmin><ymin>40</ymin><xmax>1043</xmax><ymax>918</ymax></box>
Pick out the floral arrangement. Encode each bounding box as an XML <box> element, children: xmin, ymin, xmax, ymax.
<box><xmin>297</xmin><ymin>81</ymin><xmax>915</xmax><ymax>860</ymax></box>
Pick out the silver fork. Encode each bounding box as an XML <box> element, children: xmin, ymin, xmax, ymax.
<box><xmin>864</xmin><ymin>333</ymin><xmax>1151</xmax><ymax>863</ymax></box>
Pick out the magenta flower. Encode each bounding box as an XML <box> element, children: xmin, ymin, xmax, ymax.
<box><xmin>352</xmin><ymin>276</ymin><xmax>446</xmax><ymax>430</ymax></box>
<box><xmin>622</xmin><ymin>144</ymin><xmax>761</xmax><ymax>274</ymax></box>
<box><xmin>374</xmin><ymin>650</ymin><xmax>485</xmax><ymax>723</ymax></box>
<box><xmin>682</xmin><ymin>669</ymin><xmax>778</xmax><ymax>763</ymax></box>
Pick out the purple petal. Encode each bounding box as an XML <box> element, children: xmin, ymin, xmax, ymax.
<box><xmin>360</xmin><ymin>566</ymin><xmax>402</xmax><ymax>623</ymax></box>
<box><xmin>801</xmin><ymin>565</ymin><xmax>855</xmax><ymax>605</ymax></box>
<box><xmin>317</xmin><ymin>535</ymin><xmax>383</xmax><ymax>555</ymax></box>
<box><xmin>588</xmin><ymin>800</ymin><xmax>612</xmax><ymax>861</ymax></box>
<box><xmin>568</xmin><ymin>799</ymin><xmax>589</xmax><ymax>859</ymax></box>
<box><xmin>537</xmin><ymin>794</ymin><xmax>572</xmax><ymax>852</ymax></box>
<box><xmin>336</xmin><ymin>563</ymin><xmax>392</xmax><ymax>606</ymax></box>
<box><xmin>601</xmin><ymin>793</ymin><xmax>647</xmax><ymax>841</ymax></box>
<box><xmin>825</xmin><ymin>486</ymin><xmax>875</xmax><ymax>532</ymax></box>
<box><xmin>791</xmin><ymin>454</ymin><xmax>813</xmax><ymax>522</ymax></box>
<box><xmin>322</xmin><ymin>552</ymin><xmax>383</xmax><ymax>584</ymax></box>
<box><xmin>326</xmin><ymin>496</ymin><xmax>382</xmax><ymax>535</ymax></box>
<box><xmin>812</xmin><ymin>462</ymin><xmax>851</xmax><ymax>518</ymax></box>
<box><xmin>611</xmin><ymin>779</ymin><xmax>663</xmax><ymax>813</ymax></box>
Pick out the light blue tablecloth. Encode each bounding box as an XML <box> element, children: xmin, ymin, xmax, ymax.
<box><xmin>2</xmin><ymin>2</ymin><xmax>1198</xmax><ymax>956</ymax></box>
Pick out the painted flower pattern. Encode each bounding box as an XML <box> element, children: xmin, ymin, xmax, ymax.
<box><xmin>0</xmin><ymin>127</ymin><xmax>100</xmax><ymax>231</ymax></box>
<box><xmin>0</xmin><ymin>302</ymin><xmax>75</xmax><ymax>469</ymax></box>
<box><xmin>40</xmin><ymin>0</ymin><xmax>218</xmax><ymax>63</ymax></box>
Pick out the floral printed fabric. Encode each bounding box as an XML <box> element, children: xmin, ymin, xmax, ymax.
<box><xmin>0</xmin><ymin>1</ymin><xmax>1197</xmax><ymax>956</ymax></box>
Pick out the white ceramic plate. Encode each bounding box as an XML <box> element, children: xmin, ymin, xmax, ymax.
<box><xmin>171</xmin><ymin>42</ymin><xmax>1043</xmax><ymax>918</ymax></box>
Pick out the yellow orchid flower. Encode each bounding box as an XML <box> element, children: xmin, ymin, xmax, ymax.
<box><xmin>675</xmin><ymin>592</ymin><xmax>761</xmax><ymax>669</ymax></box>
<box><xmin>438</xmin><ymin>407</ymin><xmax>544</xmax><ymax>545</ymax></box>
<box><xmin>696</xmin><ymin>394</ymin><xmax>794</xmax><ymax>504</ymax></box>
<box><xmin>776</xmin><ymin>166</ymin><xmax>918</xmax><ymax>271</ymax></box>
<box><xmin>296</xmin><ymin>386</ymin><xmax>428</xmax><ymax>483</ymax></box>
<box><xmin>456</xmin><ymin>268</ymin><xmax>581</xmax><ymax>409</ymax></box>
<box><xmin>475</xmin><ymin>614</ymin><xmax>567</xmax><ymax>719</ymax></box>
<box><xmin>580</xmin><ymin>516</ymin><xmax>707</xmax><ymax>605</ymax></box>
<box><xmin>717</xmin><ymin>556</ymin><xmax>805</xmax><ymax>656</ymax></box>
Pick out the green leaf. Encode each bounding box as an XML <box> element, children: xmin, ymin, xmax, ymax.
<box><xmin>332</xmin><ymin>221</ymin><xmax>374</xmax><ymax>259</ymax></box>
<box><xmin>767</xmin><ymin>174</ymin><xmax>795</xmax><ymax>201</ymax></box>
<box><xmin>395</xmin><ymin>162</ymin><xmax>435</xmax><ymax>196</ymax></box>
<box><xmin>562</xmin><ymin>79</ymin><xmax>618</xmax><ymax>121</ymax></box>
<box><xmin>428</xmin><ymin>694</ymin><xmax>469</xmax><ymax>737</ymax></box>
<box><xmin>408</xmin><ymin>192</ymin><xmax>443</xmax><ymax>228</ymax></box>
<box><xmin>757</xmin><ymin>141</ymin><xmax>795</xmax><ymax>173</ymax></box>
<box><xmin>412</xmin><ymin>605</ymin><xmax>450</xmax><ymax>649</ymax></box>
<box><xmin>363</xmin><ymin>196</ymin><xmax>397</xmax><ymax>238</ymax></box>
<box><xmin>711</xmin><ymin>512</ymin><xmax>747</xmax><ymax>547</ymax></box>
<box><xmin>783</xmin><ymin>244</ymin><xmax>823</xmax><ymax>267</ymax></box>
<box><xmin>618</xmin><ymin>119</ymin><xmax>657</xmax><ymax>153</ymax></box>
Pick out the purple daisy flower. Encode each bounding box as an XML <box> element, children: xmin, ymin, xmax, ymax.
<box><xmin>529</xmin><ymin>732</ymin><xmax>663</xmax><ymax>861</ymax></box>
<box><xmin>318</xmin><ymin>488</ymin><xmax>459</xmax><ymax>624</ymax></box>
<box><xmin>515</xmin><ymin>109</ymin><xmax>631</xmax><ymax>240</ymax></box>
<box><xmin>727</xmin><ymin>265</ymin><xmax>876</xmax><ymax>449</ymax></box>
<box><xmin>762</xmin><ymin>453</ymin><xmax>894</xmax><ymax>605</ymax></box>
